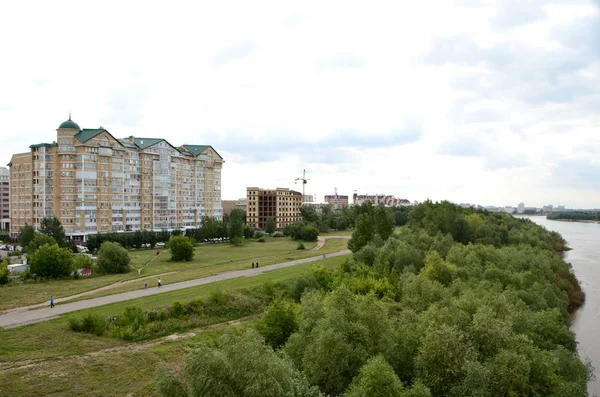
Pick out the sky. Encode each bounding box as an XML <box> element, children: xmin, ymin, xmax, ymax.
<box><xmin>1</xmin><ymin>0</ymin><xmax>599</xmax><ymax>208</ymax></box>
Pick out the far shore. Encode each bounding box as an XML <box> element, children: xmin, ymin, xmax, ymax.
<box><xmin>548</xmin><ymin>218</ymin><xmax>600</xmax><ymax>224</ymax></box>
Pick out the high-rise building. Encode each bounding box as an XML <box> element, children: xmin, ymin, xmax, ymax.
<box><xmin>8</xmin><ymin>116</ymin><xmax>223</xmax><ymax>241</ymax></box>
<box><xmin>517</xmin><ymin>202</ymin><xmax>525</xmax><ymax>214</ymax></box>
<box><xmin>246</xmin><ymin>187</ymin><xmax>302</xmax><ymax>230</ymax></box>
<box><xmin>324</xmin><ymin>194</ymin><xmax>349</xmax><ymax>210</ymax></box>
<box><xmin>0</xmin><ymin>167</ymin><xmax>9</xmax><ymax>231</ymax></box>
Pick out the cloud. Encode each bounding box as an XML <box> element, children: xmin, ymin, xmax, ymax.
<box><xmin>550</xmin><ymin>158</ymin><xmax>600</xmax><ymax>189</ymax></box>
<box><xmin>213</xmin><ymin>41</ymin><xmax>256</xmax><ymax>65</ymax></box>
<box><xmin>317</xmin><ymin>53</ymin><xmax>368</xmax><ymax>71</ymax></box>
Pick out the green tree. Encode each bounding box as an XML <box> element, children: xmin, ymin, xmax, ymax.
<box><xmin>40</xmin><ymin>217</ymin><xmax>67</xmax><ymax>247</ymax></box>
<box><xmin>29</xmin><ymin>243</ymin><xmax>74</xmax><ymax>278</ymax></box>
<box><xmin>256</xmin><ymin>300</ymin><xmax>298</xmax><ymax>349</ymax></box>
<box><xmin>228</xmin><ymin>209</ymin><xmax>244</xmax><ymax>242</ymax></box>
<box><xmin>374</xmin><ymin>206</ymin><xmax>395</xmax><ymax>240</ymax></box>
<box><xmin>300</xmin><ymin>205</ymin><xmax>319</xmax><ymax>223</ymax></box>
<box><xmin>421</xmin><ymin>251</ymin><xmax>455</xmax><ymax>286</ymax></box>
<box><xmin>301</xmin><ymin>224</ymin><xmax>319</xmax><ymax>242</ymax></box>
<box><xmin>96</xmin><ymin>241</ymin><xmax>131</xmax><ymax>274</ymax></box>
<box><xmin>348</xmin><ymin>213</ymin><xmax>375</xmax><ymax>252</ymax></box>
<box><xmin>18</xmin><ymin>224</ymin><xmax>35</xmax><ymax>247</ymax></box>
<box><xmin>168</xmin><ymin>236</ymin><xmax>195</xmax><ymax>261</ymax></box>
<box><xmin>25</xmin><ymin>232</ymin><xmax>57</xmax><ymax>254</ymax></box>
<box><xmin>0</xmin><ymin>258</ymin><xmax>9</xmax><ymax>285</ymax></box>
<box><xmin>265</xmin><ymin>217</ymin><xmax>276</xmax><ymax>234</ymax></box>
<box><xmin>72</xmin><ymin>254</ymin><xmax>92</xmax><ymax>271</ymax></box>
<box><xmin>344</xmin><ymin>355</ymin><xmax>405</xmax><ymax>397</ymax></box>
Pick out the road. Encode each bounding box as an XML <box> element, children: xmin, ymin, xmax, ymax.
<box><xmin>0</xmin><ymin>249</ymin><xmax>351</xmax><ymax>329</ymax></box>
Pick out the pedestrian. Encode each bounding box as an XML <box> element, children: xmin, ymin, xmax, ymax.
<box><xmin>50</xmin><ymin>296</ymin><xmax>55</xmax><ymax>308</ymax></box>
<box><xmin>323</xmin><ymin>253</ymin><xmax>326</xmax><ymax>259</ymax></box>
<box><xmin>256</xmin><ymin>262</ymin><xmax>259</xmax><ymax>268</ymax></box>
<box><xmin>158</xmin><ymin>278</ymin><xmax>162</xmax><ymax>288</ymax></box>
<box><xmin>252</xmin><ymin>262</ymin><xmax>254</xmax><ymax>269</ymax></box>
<box><xmin>144</xmin><ymin>281</ymin><xmax>148</xmax><ymax>289</ymax></box>
<box><xmin>156</xmin><ymin>250</ymin><xmax>160</xmax><ymax>256</ymax></box>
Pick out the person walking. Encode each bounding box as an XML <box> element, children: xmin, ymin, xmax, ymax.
<box><xmin>158</xmin><ymin>278</ymin><xmax>162</xmax><ymax>288</ymax></box>
<box><xmin>144</xmin><ymin>281</ymin><xmax>148</xmax><ymax>289</ymax></box>
<box><xmin>323</xmin><ymin>253</ymin><xmax>326</xmax><ymax>259</ymax></box>
<box><xmin>50</xmin><ymin>296</ymin><xmax>55</xmax><ymax>308</ymax></box>
<box><xmin>256</xmin><ymin>262</ymin><xmax>259</xmax><ymax>268</ymax></box>
<box><xmin>252</xmin><ymin>262</ymin><xmax>255</xmax><ymax>269</ymax></box>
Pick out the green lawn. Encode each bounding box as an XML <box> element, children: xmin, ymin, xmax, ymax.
<box><xmin>0</xmin><ymin>255</ymin><xmax>349</xmax><ymax>397</ymax></box>
<box><xmin>0</xmin><ymin>237</ymin><xmax>347</xmax><ymax>311</ymax></box>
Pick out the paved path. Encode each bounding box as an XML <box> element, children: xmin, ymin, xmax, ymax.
<box><xmin>0</xmin><ymin>249</ymin><xmax>351</xmax><ymax>329</ymax></box>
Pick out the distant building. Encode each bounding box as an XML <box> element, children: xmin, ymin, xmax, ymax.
<box><xmin>246</xmin><ymin>187</ymin><xmax>302</xmax><ymax>230</ymax></box>
<box><xmin>324</xmin><ymin>194</ymin><xmax>349</xmax><ymax>210</ymax></box>
<box><xmin>221</xmin><ymin>198</ymin><xmax>247</xmax><ymax>218</ymax></box>
<box><xmin>542</xmin><ymin>205</ymin><xmax>554</xmax><ymax>213</ymax></box>
<box><xmin>517</xmin><ymin>202</ymin><xmax>525</xmax><ymax>214</ymax></box>
<box><xmin>504</xmin><ymin>206</ymin><xmax>514</xmax><ymax>214</ymax></box>
<box><xmin>353</xmin><ymin>193</ymin><xmax>410</xmax><ymax>206</ymax></box>
<box><xmin>0</xmin><ymin>168</ymin><xmax>9</xmax><ymax>231</ymax></box>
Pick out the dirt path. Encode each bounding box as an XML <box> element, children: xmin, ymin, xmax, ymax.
<box><xmin>0</xmin><ymin>249</ymin><xmax>351</xmax><ymax>329</ymax></box>
<box><xmin>311</xmin><ymin>236</ymin><xmax>351</xmax><ymax>251</ymax></box>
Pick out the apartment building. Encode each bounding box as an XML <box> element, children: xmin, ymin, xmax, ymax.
<box><xmin>0</xmin><ymin>168</ymin><xmax>9</xmax><ymax>231</ymax></box>
<box><xmin>221</xmin><ymin>198</ymin><xmax>247</xmax><ymax>218</ymax></box>
<box><xmin>324</xmin><ymin>194</ymin><xmax>349</xmax><ymax>210</ymax></box>
<box><xmin>246</xmin><ymin>187</ymin><xmax>302</xmax><ymax>230</ymax></box>
<box><xmin>353</xmin><ymin>193</ymin><xmax>410</xmax><ymax>206</ymax></box>
<box><xmin>8</xmin><ymin>116</ymin><xmax>223</xmax><ymax>241</ymax></box>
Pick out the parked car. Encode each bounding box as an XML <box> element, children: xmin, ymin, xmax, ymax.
<box><xmin>155</xmin><ymin>242</ymin><xmax>165</xmax><ymax>248</ymax></box>
<box><xmin>142</xmin><ymin>243</ymin><xmax>151</xmax><ymax>248</ymax></box>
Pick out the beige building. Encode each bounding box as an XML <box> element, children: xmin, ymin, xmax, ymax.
<box><xmin>246</xmin><ymin>187</ymin><xmax>302</xmax><ymax>230</ymax></box>
<box><xmin>0</xmin><ymin>168</ymin><xmax>9</xmax><ymax>231</ymax></box>
<box><xmin>324</xmin><ymin>194</ymin><xmax>349</xmax><ymax>210</ymax></box>
<box><xmin>221</xmin><ymin>198</ymin><xmax>247</xmax><ymax>218</ymax></box>
<box><xmin>9</xmin><ymin>116</ymin><xmax>223</xmax><ymax>241</ymax></box>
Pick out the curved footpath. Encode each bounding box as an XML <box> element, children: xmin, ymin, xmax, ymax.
<box><xmin>0</xmin><ymin>249</ymin><xmax>351</xmax><ymax>329</ymax></box>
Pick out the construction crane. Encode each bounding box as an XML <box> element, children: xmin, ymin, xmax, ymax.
<box><xmin>294</xmin><ymin>169</ymin><xmax>309</xmax><ymax>198</ymax></box>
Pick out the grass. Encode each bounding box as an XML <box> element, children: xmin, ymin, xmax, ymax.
<box><xmin>0</xmin><ymin>254</ymin><xmax>349</xmax><ymax>397</ymax></box>
<box><xmin>0</xmin><ymin>236</ymin><xmax>347</xmax><ymax>311</ymax></box>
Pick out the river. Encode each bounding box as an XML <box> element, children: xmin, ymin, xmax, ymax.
<box><xmin>522</xmin><ymin>216</ymin><xmax>599</xmax><ymax>396</ymax></box>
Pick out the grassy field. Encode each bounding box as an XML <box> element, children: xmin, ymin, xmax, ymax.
<box><xmin>0</xmin><ymin>255</ymin><xmax>349</xmax><ymax>397</ymax></box>
<box><xmin>0</xmin><ymin>237</ymin><xmax>348</xmax><ymax>312</ymax></box>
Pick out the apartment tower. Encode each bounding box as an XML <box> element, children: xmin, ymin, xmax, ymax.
<box><xmin>8</xmin><ymin>116</ymin><xmax>223</xmax><ymax>241</ymax></box>
<box><xmin>246</xmin><ymin>187</ymin><xmax>302</xmax><ymax>230</ymax></box>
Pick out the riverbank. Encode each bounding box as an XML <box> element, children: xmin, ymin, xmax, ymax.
<box><xmin>549</xmin><ymin>218</ymin><xmax>600</xmax><ymax>224</ymax></box>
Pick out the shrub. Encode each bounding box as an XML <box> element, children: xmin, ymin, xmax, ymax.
<box><xmin>96</xmin><ymin>241</ymin><xmax>130</xmax><ymax>274</ymax></box>
<box><xmin>297</xmin><ymin>241</ymin><xmax>306</xmax><ymax>250</ymax></box>
<box><xmin>257</xmin><ymin>237</ymin><xmax>266</xmax><ymax>243</ymax></box>
<box><xmin>231</xmin><ymin>236</ymin><xmax>244</xmax><ymax>246</ymax></box>
<box><xmin>256</xmin><ymin>300</ymin><xmax>299</xmax><ymax>349</ymax></box>
<box><xmin>29</xmin><ymin>243</ymin><xmax>74</xmax><ymax>279</ymax></box>
<box><xmin>0</xmin><ymin>258</ymin><xmax>9</xmax><ymax>285</ymax></box>
<box><xmin>69</xmin><ymin>313</ymin><xmax>106</xmax><ymax>336</ymax></box>
<box><xmin>301</xmin><ymin>225</ymin><xmax>319</xmax><ymax>242</ymax></box>
<box><xmin>168</xmin><ymin>236</ymin><xmax>195</xmax><ymax>261</ymax></box>
<box><xmin>254</xmin><ymin>230</ymin><xmax>265</xmax><ymax>239</ymax></box>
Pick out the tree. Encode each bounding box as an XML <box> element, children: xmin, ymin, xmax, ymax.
<box><xmin>96</xmin><ymin>241</ymin><xmax>131</xmax><ymax>274</ymax></box>
<box><xmin>26</xmin><ymin>232</ymin><xmax>57</xmax><ymax>254</ymax></box>
<box><xmin>29</xmin><ymin>243</ymin><xmax>74</xmax><ymax>278</ymax></box>
<box><xmin>374</xmin><ymin>206</ymin><xmax>395</xmax><ymax>240</ymax></box>
<box><xmin>168</xmin><ymin>236</ymin><xmax>195</xmax><ymax>261</ymax></box>
<box><xmin>348</xmin><ymin>213</ymin><xmax>375</xmax><ymax>252</ymax></box>
<box><xmin>256</xmin><ymin>300</ymin><xmax>299</xmax><ymax>349</ymax></box>
<box><xmin>40</xmin><ymin>217</ymin><xmax>67</xmax><ymax>247</ymax></box>
<box><xmin>301</xmin><ymin>224</ymin><xmax>319</xmax><ymax>242</ymax></box>
<box><xmin>18</xmin><ymin>224</ymin><xmax>35</xmax><ymax>247</ymax></box>
<box><xmin>229</xmin><ymin>209</ymin><xmax>244</xmax><ymax>242</ymax></box>
<box><xmin>344</xmin><ymin>355</ymin><xmax>405</xmax><ymax>397</ymax></box>
<box><xmin>265</xmin><ymin>217</ymin><xmax>276</xmax><ymax>234</ymax></box>
<box><xmin>300</xmin><ymin>205</ymin><xmax>319</xmax><ymax>223</ymax></box>
<box><xmin>0</xmin><ymin>258</ymin><xmax>9</xmax><ymax>285</ymax></box>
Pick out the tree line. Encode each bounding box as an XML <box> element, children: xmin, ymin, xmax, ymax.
<box><xmin>547</xmin><ymin>211</ymin><xmax>600</xmax><ymax>221</ymax></box>
<box><xmin>157</xmin><ymin>200</ymin><xmax>590</xmax><ymax>396</ymax></box>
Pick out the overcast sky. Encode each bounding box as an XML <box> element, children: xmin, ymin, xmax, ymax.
<box><xmin>1</xmin><ymin>0</ymin><xmax>599</xmax><ymax>208</ymax></box>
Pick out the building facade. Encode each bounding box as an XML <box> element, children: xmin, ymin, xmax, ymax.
<box><xmin>0</xmin><ymin>168</ymin><xmax>9</xmax><ymax>231</ymax></box>
<box><xmin>221</xmin><ymin>198</ymin><xmax>247</xmax><ymax>218</ymax></box>
<box><xmin>352</xmin><ymin>193</ymin><xmax>410</xmax><ymax>206</ymax></box>
<box><xmin>246</xmin><ymin>187</ymin><xmax>302</xmax><ymax>230</ymax></box>
<box><xmin>324</xmin><ymin>194</ymin><xmax>349</xmax><ymax>210</ymax></box>
<box><xmin>8</xmin><ymin>117</ymin><xmax>223</xmax><ymax>240</ymax></box>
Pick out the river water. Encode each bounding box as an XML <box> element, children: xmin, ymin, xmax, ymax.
<box><xmin>522</xmin><ymin>216</ymin><xmax>599</xmax><ymax>396</ymax></box>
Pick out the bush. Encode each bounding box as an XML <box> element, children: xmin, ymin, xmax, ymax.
<box><xmin>254</xmin><ymin>230</ymin><xmax>265</xmax><ymax>239</ymax></box>
<box><xmin>256</xmin><ymin>300</ymin><xmax>299</xmax><ymax>349</ymax></box>
<box><xmin>297</xmin><ymin>242</ymin><xmax>306</xmax><ymax>250</ymax></box>
<box><xmin>96</xmin><ymin>241</ymin><xmax>131</xmax><ymax>274</ymax></box>
<box><xmin>231</xmin><ymin>236</ymin><xmax>244</xmax><ymax>246</ymax></box>
<box><xmin>257</xmin><ymin>237</ymin><xmax>266</xmax><ymax>243</ymax></box>
<box><xmin>69</xmin><ymin>313</ymin><xmax>106</xmax><ymax>336</ymax></box>
<box><xmin>29</xmin><ymin>243</ymin><xmax>74</xmax><ymax>279</ymax></box>
<box><xmin>0</xmin><ymin>258</ymin><xmax>9</xmax><ymax>285</ymax></box>
<box><xmin>168</xmin><ymin>236</ymin><xmax>195</xmax><ymax>261</ymax></box>
<box><xmin>301</xmin><ymin>225</ymin><xmax>319</xmax><ymax>242</ymax></box>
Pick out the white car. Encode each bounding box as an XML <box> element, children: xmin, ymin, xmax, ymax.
<box><xmin>155</xmin><ymin>242</ymin><xmax>165</xmax><ymax>248</ymax></box>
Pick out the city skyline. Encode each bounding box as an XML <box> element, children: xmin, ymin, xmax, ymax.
<box><xmin>1</xmin><ymin>1</ymin><xmax>599</xmax><ymax>208</ymax></box>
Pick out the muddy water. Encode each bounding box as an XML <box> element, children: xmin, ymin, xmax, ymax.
<box><xmin>523</xmin><ymin>216</ymin><xmax>599</xmax><ymax>396</ymax></box>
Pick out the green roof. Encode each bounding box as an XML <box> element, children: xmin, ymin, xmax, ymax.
<box><xmin>182</xmin><ymin>145</ymin><xmax>223</xmax><ymax>159</ymax></box>
<box><xmin>132</xmin><ymin>137</ymin><xmax>164</xmax><ymax>149</ymax></box>
<box><xmin>29</xmin><ymin>142</ymin><xmax>58</xmax><ymax>149</ymax></box>
<box><xmin>74</xmin><ymin>129</ymin><xmax>105</xmax><ymax>143</ymax></box>
<box><xmin>58</xmin><ymin>118</ymin><xmax>81</xmax><ymax>130</ymax></box>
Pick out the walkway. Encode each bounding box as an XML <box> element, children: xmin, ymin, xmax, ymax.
<box><xmin>0</xmin><ymin>249</ymin><xmax>351</xmax><ymax>329</ymax></box>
